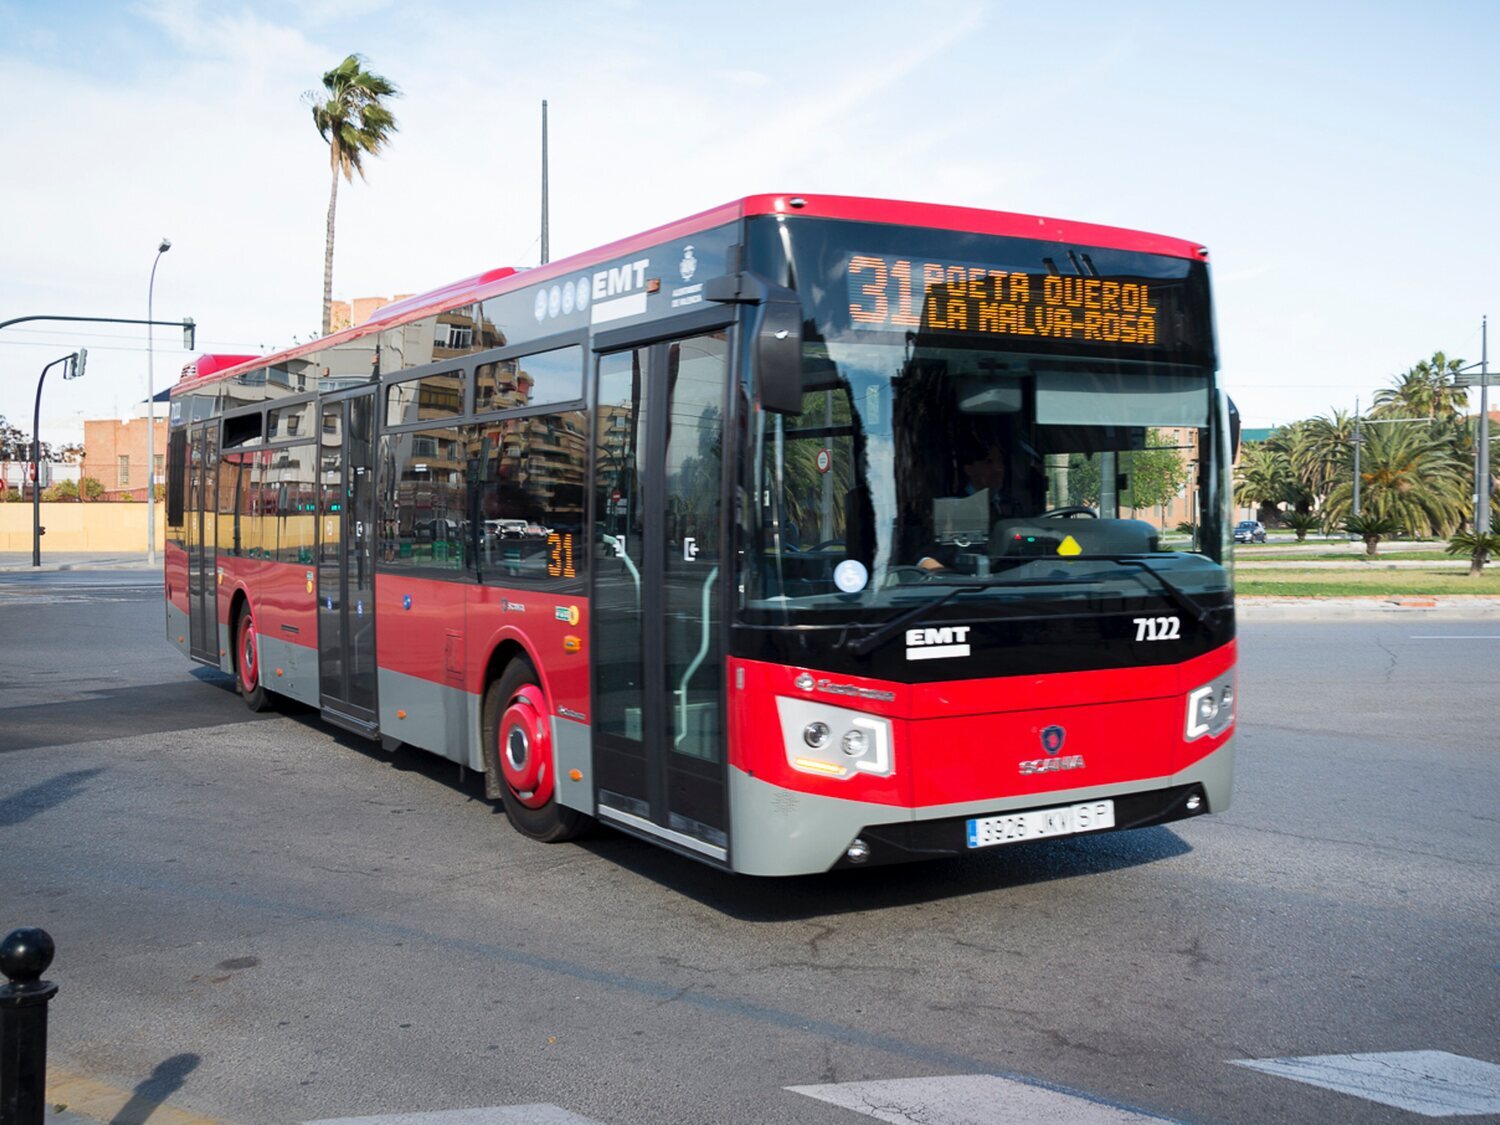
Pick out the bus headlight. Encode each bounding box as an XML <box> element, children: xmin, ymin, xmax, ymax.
<box><xmin>776</xmin><ymin>697</ymin><xmax>893</xmax><ymax>779</ymax></box>
<box><xmin>1185</xmin><ymin>672</ymin><xmax>1235</xmax><ymax>741</ymax></box>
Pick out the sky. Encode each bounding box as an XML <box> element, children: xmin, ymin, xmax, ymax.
<box><xmin>1</xmin><ymin>0</ymin><xmax>1496</xmax><ymax>444</ymax></box>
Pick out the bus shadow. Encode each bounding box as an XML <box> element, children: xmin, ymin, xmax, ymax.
<box><xmin>274</xmin><ymin>706</ymin><xmax>494</xmax><ymax>796</ymax></box>
<box><xmin>261</xmin><ymin>706</ymin><xmax>1194</xmax><ymax>920</ymax></box>
<box><xmin>575</xmin><ymin>825</ymin><xmax>1193</xmax><ymax>921</ymax></box>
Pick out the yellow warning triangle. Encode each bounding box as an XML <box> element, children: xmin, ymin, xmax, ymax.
<box><xmin>1057</xmin><ymin>535</ymin><xmax>1083</xmax><ymax>556</ymax></box>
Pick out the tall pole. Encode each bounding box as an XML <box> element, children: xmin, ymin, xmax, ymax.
<box><xmin>540</xmin><ymin>100</ymin><xmax>549</xmax><ymax>266</ymax></box>
<box><xmin>1352</xmin><ymin>395</ymin><xmax>1361</xmax><ymax>521</ymax></box>
<box><xmin>32</xmin><ymin>356</ymin><xmax>74</xmax><ymax>568</ymax></box>
<box><xmin>1480</xmin><ymin>315</ymin><xmax>1491</xmax><ymax>535</ymax></box>
<box><xmin>146</xmin><ymin>238</ymin><xmax>172</xmax><ymax>565</ymax></box>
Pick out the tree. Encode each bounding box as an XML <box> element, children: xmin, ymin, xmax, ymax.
<box><xmin>305</xmin><ymin>54</ymin><xmax>399</xmax><ymax>337</ymax></box>
<box><xmin>1445</xmin><ymin>530</ymin><xmax>1500</xmax><ymax>577</ymax></box>
<box><xmin>1233</xmin><ymin>441</ymin><xmax>1294</xmax><ymax>522</ymax></box>
<box><xmin>1373</xmin><ymin>352</ymin><xmax>1468</xmax><ymax>421</ymax></box>
<box><xmin>1322</xmin><ymin>422</ymin><xmax>1469</xmax><ymax>538</ymax></box>
<box><xmin>1345</xmin><ymin>512</ymin><xmax>1403</xmax><ymax>559</ymax></box>
<box><xmin>1283</xmin><ymin>512</ymin><xmax>1320</xmax><ymax>542</ymax></box>
<box><xmin>0</xmin><ymin>415</ymin><xmax>31</xmax><ymax>460</ymax></box>
<box><xmin>43</xmin><ymin>479</ymin><xmax>79</xmax><ymax>502</ymax></box>
<box><xmin>1128</xmin><ymin>431</ymin><xmax>1190</xmax><ymax>514</ymax></box>
<box><xmin>81</xmin><ymin>476</ymin><xmax>104</xmax><ymax>501</ymax></box>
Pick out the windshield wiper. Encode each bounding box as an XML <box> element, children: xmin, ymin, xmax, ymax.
<box><xmin>1079</xmin><ymin>555</ymin><xmax>1215</xmax><ymax>624</ymax></box>
<box><xmin>838</xmin><ymin>582</ymin><xmax>990</xmax><ymax>657</ymax></box>
<box><xmin>837</xmin><ymin>568</ymin><xmax>1097</xmax><ymax>656</ymax></box>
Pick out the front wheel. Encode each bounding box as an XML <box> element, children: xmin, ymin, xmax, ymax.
<box><xmin>483</xmin><ymin>660</ymin><xmax>589</xmax><ymax>842</ymax></box>
<box><xmin>235</xmin><ymin>610</ymin><xmax>271</xmax><ymax>712</ymax></box>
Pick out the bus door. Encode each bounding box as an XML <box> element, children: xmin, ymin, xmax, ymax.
<box><xmin>317</xmin><ymin>389</ymin><xmax>378</xmax><ymax>729</ymax></box>
<box><xmin>592</xmin><ymin>327</ymin><xmax>732</xmax><ymax>862</ymax></box>
<box><xmin>187</xmin><ymin>422</ymin><xmax>219</xmax><ymax>663</ymax></box>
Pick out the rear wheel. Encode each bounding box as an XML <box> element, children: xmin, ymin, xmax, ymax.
<box><xmin>235</xmin><ymin>609</ymin><xmax>271</xmax><ymax>712</ymax></box>
<box><xmin>483</xmin><ymin>659</ymin><xmax>589</xmax><ymax>842</ymax></box>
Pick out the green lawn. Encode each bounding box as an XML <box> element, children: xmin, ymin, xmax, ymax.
<box><xmin>1237</xmin><ymin>568</ymin><xmax>1500</xmax><ymax>596</ymax></box>
<box><xmin>1240</xmin><ymin>549</ymin><xmax>1457</xmax><ymax>562</ymax></box>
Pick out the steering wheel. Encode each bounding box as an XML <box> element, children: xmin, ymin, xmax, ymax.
<box><xmin>1040</xmin><ymin>505</ymin><xmax>1098</xmax><ymax>519</ymax></box>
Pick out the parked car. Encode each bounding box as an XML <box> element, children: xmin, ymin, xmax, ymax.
<box><xmin>1234</xmin><ymin>519</ymin><xmax>1267</xmax><ymax>543</ymax></box>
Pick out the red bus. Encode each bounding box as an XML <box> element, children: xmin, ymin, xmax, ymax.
<box><xmin>165</xmin><ymin>193</ymin><xmax>1236</xmax><ymax>876</ymax></box>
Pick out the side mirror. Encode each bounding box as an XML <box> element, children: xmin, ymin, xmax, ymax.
<box><xmin>1226</xmin><ymin>394</ymin><xmax>1242</xmax><ymax>461</ymax></box>
<box><xmin>705</xmin><ymin>271</ymin><xmax>805</xmax><ymax>415</ymax></box>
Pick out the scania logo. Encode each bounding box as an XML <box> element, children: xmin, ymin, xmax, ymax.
<box><xmin>1040</xmin><ymin>725</ymin><xmax>1066</xmax><ymax>755</ymax></box>
<box><xmin>1019</xmin><ymin>755</ymin><xmax>1086</xmax><ymax>776</ymax></box>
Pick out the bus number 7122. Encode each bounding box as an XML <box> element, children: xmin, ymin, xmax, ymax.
<box><xmin>1134</xmin><ymin>616</ymin><xmax>1181</xmax><ymax>641</ymax></box>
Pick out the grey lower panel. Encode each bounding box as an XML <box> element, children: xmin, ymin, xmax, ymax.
<box><xmin>729</xmin><ymin>736</ymin><xmax>1236</xmax><ymax>877</ymax></box>
<box><xmin>729</xmin><ymin>770</ymin><xmax>881</xmax><ymax>877</ymax></box>
<box><xmin>217</xmin><ymin>620</ymin><xmax>233</xmax><ymax>674</ymax></box>
<box><xmin>552</xmin><ymin>716</ymin><xmax>594</xmax><ymax>816</ymax></box>
<box><xmin>165</xmin><ymin>602</ymin><xmax>191</xmax><ymax>660</ymax></box>
<box><xmin>257</xmin><ymin>633</ymin><xmax>320</xmax><ymax>708</ymax></box>
<box><xmin>377</xmin><ymin>667</ymin><xmax>483</xmax><ymax>769</ymax></box>
<box><xmin>597</xmin><ymin>805</ymin><xmax>725</xmax><ymax>861</ymax></box>
<box><xmin>913</xmin><ymin>736</ymin><xmax>1236</xmax><ymax>823</ymax></box>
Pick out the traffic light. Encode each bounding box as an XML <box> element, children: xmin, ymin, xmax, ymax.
<box><xmin>183</xmin><ymin>317</ymin><xmax>196</xmax><ymax>349</ymax></box>
<box><xmin>66</xmin><ymin>348</ymin><xmax>87</xmax><ymax>380</ymax></box>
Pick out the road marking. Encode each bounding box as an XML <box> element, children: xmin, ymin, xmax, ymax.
<box><xmin>1410</xmin><ymin>635</ymin><xmax>1500</xmax><ymax>640</ymax></box>
<box><xmin>1232</xmin><ymin>1051</ymin><xmax>1500</xmax><ymax>1117</ymax></box>
<box><xmin>304</xmin><ymin>1107</ymin><xmax>604</xmax><ymax>1124</ymax></box>
<box><xmin>786</xmin><ymin>1075</ymin><xmax>1169</xmax><ymax>1123</ymax></box>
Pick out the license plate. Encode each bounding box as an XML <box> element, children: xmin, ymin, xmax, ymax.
<box><xmin>966</xmin><ymin>799</ymin><xmax>1115</xmax><ymax>849</ymax></box>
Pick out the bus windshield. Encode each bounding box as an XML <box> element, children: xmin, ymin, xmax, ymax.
<box><xmin>741</xmin><ymin>216</ymin><xmax>1229</xmax><ymax>619</ymax></box>
<box><xmin>745</xmin><ymin>342</ymin><xmax>1229</xmax><ymax>615</ymax></box>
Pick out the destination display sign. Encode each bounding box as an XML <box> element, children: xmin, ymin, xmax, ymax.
<box><xmin>845</xmin><ymin>252</ymin><xmax>1172</xmax><ymax>346</ymax></box>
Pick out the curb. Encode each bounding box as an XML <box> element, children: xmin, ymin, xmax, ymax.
<box><xmin>1238</xmin><ymin>595</ymin><xmax>1500</xmax><ymax>619</ymax></box>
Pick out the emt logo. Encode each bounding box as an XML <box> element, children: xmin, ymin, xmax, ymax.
<box><xmin>904</xmin><ymin>626</ymin><xmax>971</xmax><ymax>661</ymax></box>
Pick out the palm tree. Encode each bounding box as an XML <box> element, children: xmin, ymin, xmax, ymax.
<box><xmin>1323</xmin><ymin>423</ymin><xmax>1470</xmax><ymax>538</ymax></box>
<box><xmin>1445</xmin><ymin>530</ymin><xmax>1500</xmax><ymax>576</ymax></box>
<box><xmin>1373</xmin><ymin>352</ymin><xmax>1468</xmax><ymax>421</ymax></box>
<box><xmin>1233</xmin><ymin>441</ymin><xmax>1294</xmax><ymax>523</ymax></box>
<box><xmin>304</xmin><ymin>55</ymin><xmax>399</xmax><ymax>336</ymax></box>
<box><xmin>1266</xmin><ymin>421</ymin><xmax>1321</xmax><ymax>513</ymax></box>
<box><xmin>1293</xmin><ymin>409</ymin><xmax>1356</xmax><ymax>511</ymax></box>
<box><xmin>1345</xmin><ymin>512</ymin><xmax>1404</xmax><ymax>559</ymax></box>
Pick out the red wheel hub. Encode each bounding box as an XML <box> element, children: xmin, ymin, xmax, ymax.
<box><xmin>239</xmin><ymin>617</ymin><xmax>258</xmax><ymax>691</ymax></box>
<box><xmin>498</xmin><ymin>685</ymin><xmax>554</xmax><ymax>809</ymax></box>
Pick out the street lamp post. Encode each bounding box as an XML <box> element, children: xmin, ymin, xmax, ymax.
<box><xmin>1352</xmin><ymin>396</ymin><xmax>1361</xmax><ymax>522</ymax></box>
<box><xmin>31</xmin><ymin>350</ymin><xmax>87</xmax><ymax>567</ymax></box>
<box><xmin>146</xmin><ymin>238</ymin><xmax>172</xmax><ymax>566</ymax></box>
<box><xmin>1455</xmin><ymin>316</ymin><xmax>1491</xmax><ymax>535</ymax></box>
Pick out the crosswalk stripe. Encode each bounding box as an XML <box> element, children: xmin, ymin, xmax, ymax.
<box><xmin>1231</xmin><ymin>1051</ymin><xmax>1500</xmax><ymax>1117</ymax></box>
<box><xmin>785</xmin><ymin>1075</ymin><xmax>1170</xmax><ymax>1123</ymax></box>
<box><xmin>303</xmin><ymin>1106</ymin><xmax>605</xmax><ymax>1125</ymax></box>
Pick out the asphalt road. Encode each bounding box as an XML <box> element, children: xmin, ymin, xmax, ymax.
<box><xmin>1</xmin><ymin>571</ymin><xmax>1496</xmax><ymax>1124</ymax></box>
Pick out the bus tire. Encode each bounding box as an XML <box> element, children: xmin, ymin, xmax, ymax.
<box><xmin>234</xmin><ymin>607</ymin><xmax>272</xmax><ymax>713</ymax></box>
<box><xmin>483</xmin><ymin>659</ymin><xmax>588</xmax><ymax>843</ymax></box>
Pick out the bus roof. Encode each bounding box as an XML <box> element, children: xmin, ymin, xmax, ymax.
<box><xmin>174</xmin><ymin>193</ymin><xmax>1207</xmax><ymax>395</ymax></box>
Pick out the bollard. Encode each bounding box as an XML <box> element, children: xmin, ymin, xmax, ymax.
<box><xmin>0</xmin><ymin>929</ymin><xmax>57</xmax><ymax>1125</ymax></box>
